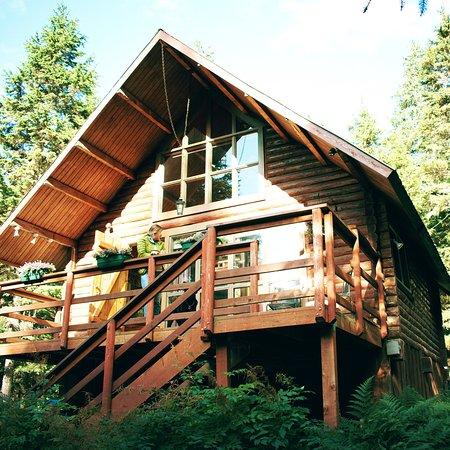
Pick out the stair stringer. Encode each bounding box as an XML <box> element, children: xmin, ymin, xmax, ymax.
<box><xmin>111</xmin><ymin>326</ymin><xmax>211</xmax><ymax>419</ymax></box>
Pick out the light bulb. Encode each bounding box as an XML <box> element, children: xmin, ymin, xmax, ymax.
<box><xmin>31</xmin><ymin>234</ymin><xmax>38</xmax><ymax>245</ymax></box>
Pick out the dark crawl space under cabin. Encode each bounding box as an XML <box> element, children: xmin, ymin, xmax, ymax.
<box><xmin>0</xmin><ymin>30</ymin><xmax>448</xmax><ymax>427</ymax></box>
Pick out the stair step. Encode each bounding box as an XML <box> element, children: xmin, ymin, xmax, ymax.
<box><xmin>110</xmin><ymin>327</ymin><xmax>211</xmax><ymax>419</ymax></box>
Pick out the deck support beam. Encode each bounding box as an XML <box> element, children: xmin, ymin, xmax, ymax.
<box><xmin>101</xmin><ymin>319</ymin><xmax>116</xmax><ymax>416</ymax></box>
<box><xmin>215</xmin><ymin>336</ymin><xmax>230</xmax><ymax>387</ymax></box>
<box><xmin>321</xmin><ymin>324</ymin><xmax>339</xmax><ymax>428</ymax></box>
<box><xmin>116</xmin><ymin>89</ymin><xmax>171</xmax><ymax>133</ymax></box>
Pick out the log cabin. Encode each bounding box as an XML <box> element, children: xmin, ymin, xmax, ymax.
<box><xmin>0</xmin><ymin>30</ymin><xmax>448</xmax><ymax>426</ymax></box>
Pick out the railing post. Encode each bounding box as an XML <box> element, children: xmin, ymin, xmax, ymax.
<box><xmin>324</xmin><ymin>212</ymin><xmax>336</xmax><ymax>323</ymax></box>
<box><xmin>376</xmin><ymin>259</ymin><xmax>388</xmax><ymax>338</ymax></box>
<box><xmin>201</xmin><ymin>226</ymin><xmax>216</xmax><ymax>340</ymax></box>
<box><xmin>312</xmin><ymin>208</ymin><xmax>325</xmax><ymax>322</ymax></box>
<box><xmin>250</xmin><ymin>240</ymin><xmax>259</xmax><ymax>313</ymax></box>
<box><xmin>101</xmin><ymin>318</ymin><xmax>116</xmax><ymax>416</ymax></box>
<box><xmin>60</xmin><ymin>262</ymin><xmax>74</xmax><ymax>349</ymax></box>
<box><xmin>145</xmin><ymin>256</ymin><xmax>156</xmax><ymax>325</ymax></box>
<box><xmin>351</xmin><ymin>229</ymin><xmax>364</xmax><ymax>335</ymax></box>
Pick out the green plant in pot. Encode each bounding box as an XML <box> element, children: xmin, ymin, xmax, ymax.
<box><xmin>18</xmin><ymin>261</ymin><xmax>56</xmax><ymax>282</ymax></box>
<box><xmin>178</xmin><ymin>231</ymin><xmax>205</xmax><ymax>251</ymax></box>
<box><xmin>94</xmin><ymin>247</ymin><xmax>132</xmax><ymax>270</ymax></box>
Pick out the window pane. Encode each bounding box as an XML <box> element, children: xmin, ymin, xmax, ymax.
<box><xmin>162</xmin><ymin>183</ymin><xmax>180</xmax><ymax>212</ymax></box>
<box><xmin>187</xmin><ymin>149</ymin><xmax>206</xmax><ymax>177</ymax></box>
<box><xmin>186</xmin><ymin>178</ymin><xmax>205</xmax><ymax>207</ymax></box>
<box><xmin>187</xmin><ymin>113</ymin><xmax>206</xmax><ymax>144</ymax></box>
<box><xmin>236</xmin><ymin>117</ymin><xmax>253</xmax><ymax>133</ymax></box>
<box><xmin>238</xmin><ymin>166</ymin><xmax>259</xmax><ymax>197</ymax></box>
<box><xmin>212</xmin><ymin>172</ymin><xmax>232</xmax><ymax>202</ymax></box>
<box><xmin>164</xmin><ymin>154</ymin><xmax>181</xmax><ymax>182</ymax></box>
<box><xmin>212</xmin><ymin>141</ymin><xmax>232</xmax><ymax>171</ymax></box>
<box><xmin>211</xmin><ymin>103</ymin><xmax>232</xmax><ymax>138</ymax></box>
<box><xmin>236</xmin><ymin>132</ymin><xmax>258</xmax><ymax>165</ymax></box>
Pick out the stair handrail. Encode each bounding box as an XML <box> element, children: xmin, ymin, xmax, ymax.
<box><xmin>43</xmin><ymin>237</ymin><xmax>205</xmax><ymax>390</ymax></box>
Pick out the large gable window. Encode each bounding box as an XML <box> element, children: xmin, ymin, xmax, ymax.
<box><xmin>160</xmin><ymin>103</ymin><xmax>263</xmax><ymax>214</ymax></box>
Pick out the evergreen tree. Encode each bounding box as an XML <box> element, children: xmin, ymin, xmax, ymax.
<box><xmin>0</xmin><ymin>4</ymin><xmax>97</xmax><ymax>207</ymax></box>
<box><xmin>350</xmin><ymin>12</ymin><xmax>450</xmax><ymax>269</ymax></box>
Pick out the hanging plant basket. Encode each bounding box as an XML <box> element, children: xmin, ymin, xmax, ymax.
<box><xmin>94</xmin><ymin>247</ymin><xmax>132</xmax><ymax>270</ymax></box>
<box><xmin>18</xmin><ymin>261</ymin><xmax>56</xmax><ymax>283</ymax></box>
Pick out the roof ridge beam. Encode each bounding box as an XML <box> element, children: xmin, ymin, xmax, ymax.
<box><xmin>76</xmin><ymin>140</ymin><xmax>135</xmax><ymax>180</ymax></box>
<box><xmin>116</xmin><ymin>89</ymin><xmax>171</xmax><ymax>133</ymax></box>
<box><xmin>12</xmin><ymin>219</ymin><xmax>75</xmax><ymax>248</ymax></box>
<box><xmin>45</xmin><ymin>178</ymin><xmax>107</xmax><ymax>213</ymax></box>
<box><xmin>245</xmin><ymin>95</ymin><xmax>288</xmax><ymax>142</ymax></box>
<box><xmin>287</xmin><ymin>121</ymin><xmax>327</xmax><ymax>165</ymax></box>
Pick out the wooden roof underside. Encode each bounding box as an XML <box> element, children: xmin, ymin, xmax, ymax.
<box><xmin>0</xmin><ymin>30</ymin><xmax>447</xmax><ymax>291</ymax></box>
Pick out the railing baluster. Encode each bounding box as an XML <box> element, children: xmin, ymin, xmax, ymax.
<box><xmin>201</xmin><ymin>226</ymin><xmax>216</xmax><ymax>340</ymax></box>
<box><xmin>145</xmin><ymin>256</ymin><xmax>156</xmax><ymax>326</ymax></box>
<box><xmin>60</xmin><ymin>263</ymin><xmax>74</xmax><ymax>349</ymax></box>
<box><xmin>101</xmin><ymin>318</ymin><xmax>116</xmax><ymax>415</ymax></box>
<box><xmin>312</xmin><ymin>208</ymin><xmax>325</xmax><ymax>322</ymax></box>
<box><xmin>324</xmin><ymin>212</ymin><xmax>336</xmax><ymax>322</ymax></box>
<box><xmin>351</xmin><ymin>229</ymin><xmax>363</xmax><ymax>334</ymax></box>
<box><xmin>250</xmin><ymin>240</ymin><xmax>259</xmax><ymax>313</ymax></box>
<box><xmin>376</xmin><ymin>259</ymin><xmax>388</xmax><ymax>338</ymax></box>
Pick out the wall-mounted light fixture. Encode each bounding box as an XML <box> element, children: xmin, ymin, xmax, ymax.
<box><xmin>30</xmin><ymin>233</ymin><xmax>38</xmax><ymax>245</ymax></box>
<box><xmin>328</xmin><ymin>147</ymin><xmax>338</xmax><ymax>157</ymax></box>
<box><xmin>176</xmin><ymin>198</ymin><xmax>186</xmax><ymax>216</ymax></box>
<box><xmin>13</xmin><ymin>225</ymin><xmax>20</xmax><ymax>237</ymax></box>
<box><xmin>393</xmin><ymin>239</ymin><xmax>404</xmax><ymax>250</ymax></box>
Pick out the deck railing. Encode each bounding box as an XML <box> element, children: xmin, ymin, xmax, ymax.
<box><xmin>0</xmin><ymin>204</ymin><xmax>387</xmax><ymax>352</ymax></box>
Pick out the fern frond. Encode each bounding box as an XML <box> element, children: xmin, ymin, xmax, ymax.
<box><xmin>419</xmin><ymin>0</ymin><xmax>428</xmax><ymax>15</ymax></box>
<box><xmin>347</xmin><ymin>376</ymin><xmax>375</xmax><ymax>420</ymax></box>
<box><xmin>398</xmin><ymin>386</ymin><xmax>423</xmax><ymax>407</ymax></box>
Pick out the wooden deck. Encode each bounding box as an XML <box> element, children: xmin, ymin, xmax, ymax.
<box><xmin>0</xmin><ymin>205</ymin><xmax>387</xmax><ymax>426</ymax></box>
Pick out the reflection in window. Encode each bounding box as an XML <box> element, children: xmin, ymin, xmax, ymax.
<box><xmin>162</xmin><ymin>183</ymin><xmax>180</xmax><ymax>212</ymax></box>
<box><xmin>212</xmin><ymin>141</ymin><xmax>232</xmax><ymax>171</ymax></box>
<box><xmin>187</xmin><ymin>149</ymin><xmax>206</xmax><ymax>177</ymax></box>
<box><xmin>212</xmin><ymin>172</ymin><xmax>232</xmax><ymax>202</ymax></box>
<box><xmin>237</xmin><ymin>132</ymin><xmax>258</xmax><ymax>165</ymax></box>
<box><xmin>163</xmin><ymin>154</ymin><xmax>181</xmax><ymax>182</ymax></box>
<box><xmin>186</xmin><ymin>178</ymin><xmax>205</xmax><ymax>207</ymax></box>
<box><xmin>238</xmin><ymin>166</ymin><xmax>259</xmax><ymax>197</ymax></box>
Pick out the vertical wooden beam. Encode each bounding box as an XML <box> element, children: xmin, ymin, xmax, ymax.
<box><xmin>321</xmin><ymin>325</ymin><xmax>339</xmax><ymax>428</ymax></box>
<box><xmin>376</xmin><ymin>259</ymin><xmax>388</xmax><ymax>339</ymax></box>
<box><xmin>324</xmin><ymin>212</ymin><xmax>336</xmax><ymax>323</ymax></box>
<box><xmin>312</xmin><ymin>208</ymin><xmax>325</xmax><ymax>322</ymax></box>
<box><xmin>201</xmin><ymin>227</ymin><xmax>216</xmax><ymax>340</ymax></box>
<box><xmin>216</xmin><ymin>337</ymin><xmax>230</xmax><ymax>387</ymax></box>
<box><xmin>145</xmin><ymin>257</ymin><xmax>156</xmax><ymax>325</ymax></box>
<box><xmin>351</xmin><ymin>229</ymin><xmax>364</xmax><ymax>335</ymax></box>
<box><xmin>250</xmin><ymin>240</ymin><xmax>259</xmax><ymax>313</ymax></box>
<box><xmin>101</xmin><ymin>319</ymin><xmax>116</xmax><ymax>416</ymax></box>
<box><xmin>60</xmin><ymin>262</ymin><xmax>74</xmax><ymax>349</ymax></box>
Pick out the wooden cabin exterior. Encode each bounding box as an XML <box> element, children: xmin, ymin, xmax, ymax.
<box><xmin>0</xmin><ymin>30</ymin><xmax>448</xmax><ymax>426</ymax></box>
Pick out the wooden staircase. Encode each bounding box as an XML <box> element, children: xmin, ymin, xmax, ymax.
<box><xmin>41</xmin><ymin>238</ymin><xmax>211</xmax><ymax>418</ymax></box>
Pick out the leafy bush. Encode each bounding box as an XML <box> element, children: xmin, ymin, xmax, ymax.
<box><xmin>0</xmin><ymin>372</ymin><xmax>449</xmax><ymax>449</ymax></box>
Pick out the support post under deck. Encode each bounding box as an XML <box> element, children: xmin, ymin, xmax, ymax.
<box><xmin>215</xmin><ymin>336</ymin><xmax>230</xmax><ymax>387</ymax></box>
<box><xmin>320</xmin><ymin>324</ymin><xmax>339</xmax><ymax>428</ymax></box>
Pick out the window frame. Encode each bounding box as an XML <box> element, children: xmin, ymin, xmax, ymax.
<box><xmin>155</xmin><ymin>104</ymin><xmax>265</xmax><ymax>220</ymax></box>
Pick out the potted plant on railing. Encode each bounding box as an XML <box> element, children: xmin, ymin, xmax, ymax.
<box><xmin>94</xmin><ymin>247</ymin><xmax>132</xmax><ymax>270</ymax></box>
<box><xmin>178</xmin><ymin>232</ymin><xmax>205</xmax><ymax>251</ymax></box>
<box><xmin>18</xmin><ymin>261</ymin><xmax>56</xmax><ymax>282</ymax></box>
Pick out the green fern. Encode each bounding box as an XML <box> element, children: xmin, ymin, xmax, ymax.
<box><xmin>347</xmin><ymin>376</ymin><xmax>375</xmax><ymax>420</ymax></box>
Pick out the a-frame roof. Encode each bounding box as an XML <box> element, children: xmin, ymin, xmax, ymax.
<box><xmin>0</xmin><ymin>30</ymin><xmax>448</xmax><ymax>291</ymax></box>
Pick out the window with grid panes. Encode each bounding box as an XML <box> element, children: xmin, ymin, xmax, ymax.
<box><xmin>160</xmin><ymin>103</ymin><xmax>262</xmax><ymax>213</ymax></box>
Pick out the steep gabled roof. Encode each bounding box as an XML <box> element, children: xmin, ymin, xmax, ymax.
<box><xmin>0</xmin><ymin>30</ymin><xmax>448</xmax><ymax>291</ymax></box>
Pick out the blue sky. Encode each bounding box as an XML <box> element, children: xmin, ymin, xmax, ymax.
<box><xmin>0</xmin><ymin>0</ymin><xmax>447</xmax><ymax>139</ymax></box>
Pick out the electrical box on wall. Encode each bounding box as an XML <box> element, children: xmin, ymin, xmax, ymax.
<box><xmin>386</xmin><ymin>339</ymin><xmax>404</xmax><ymax>359</ymax></box>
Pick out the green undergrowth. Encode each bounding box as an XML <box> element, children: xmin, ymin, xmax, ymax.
<box><xmin>0</xmin><ymin>370</ymin><xmax>449</xmax><ymax>450</ymax></box>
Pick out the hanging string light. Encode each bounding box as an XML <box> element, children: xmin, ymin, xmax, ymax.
<box><xmin>30</xmin><ymin>234</ymin><xmax>38</xmax><ymax>245</ymax></box>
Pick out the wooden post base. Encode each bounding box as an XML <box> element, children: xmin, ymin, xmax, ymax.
<box><xmin>321</xmin><ymin>324</ymin><xmax>339</xmax><ymax>427</ymax></box>
<box><xmin>215</xmin><ymin>337</ymin><xmax>230</xmax><ymax>387</ymax></box>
